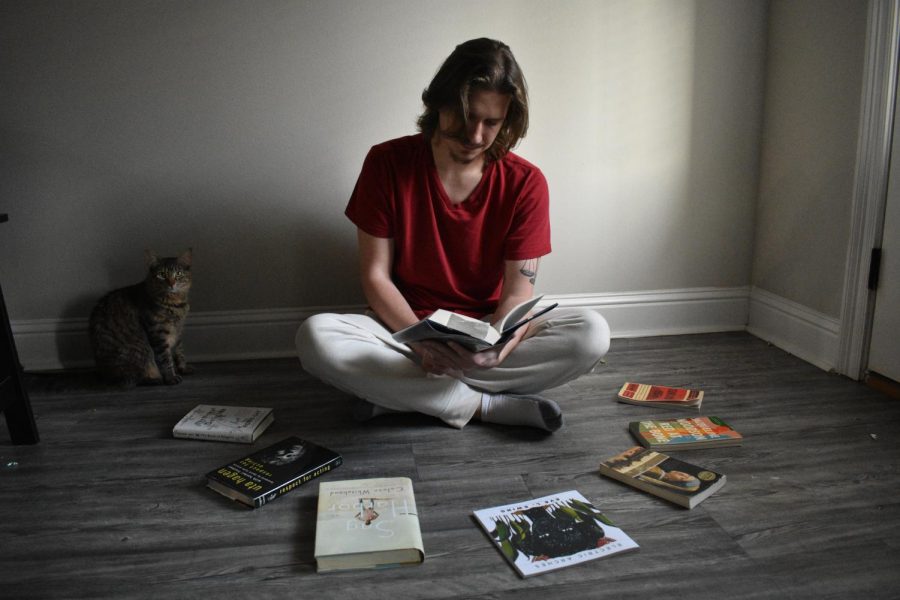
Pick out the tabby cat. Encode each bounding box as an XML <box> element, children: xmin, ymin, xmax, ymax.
<box><xmin>89</xmin><ymin>249</ymin><xmax>193</xmax><ymax>386</ymax></box>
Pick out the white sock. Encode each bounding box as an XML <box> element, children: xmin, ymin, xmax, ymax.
<box><xmin>479</xmin><ymin>393</ymin><xmax>563</xmax><ymax>432</ymax></box>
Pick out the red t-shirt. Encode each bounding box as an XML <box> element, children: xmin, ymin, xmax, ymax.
<box><xmin>345</xmin><ymin>134</ymin><xmax>551</xmax><ymax>319</ymax></box>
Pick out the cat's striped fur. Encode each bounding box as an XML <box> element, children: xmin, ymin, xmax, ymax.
<box><xmin>89</xmin><ymin>249</ymin><xmax>192</xmax><ymax>386</ymax></box>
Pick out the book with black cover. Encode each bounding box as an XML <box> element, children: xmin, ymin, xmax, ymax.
<box><xmin>472</xmin><ymin>490</ymin><xmax>638</xmax><ymax>577</ymax></box>
<box><xmin>206</xmin><ymin>436</ymin><xmax>342</xmax><ymax>508</ymax></box>
<box><xmin>392</xmin><ymin>295</ymin><xmax>557</xmax><ymax>351</ymax></box>
<box><xmin>598</xmin><ymin>446</ymin><xmax>726</xmax><ymax>509</ymax></box>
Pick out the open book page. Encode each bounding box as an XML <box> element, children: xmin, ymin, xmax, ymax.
<box><xmin>391</xmin><ymin>295</ymin><xmax>556</xmax><ymax>350</ymax></box>
<box><xmin>427</xmin><ymin>310</ymin><xmax>498</xmax><ymax>343</ymax></box>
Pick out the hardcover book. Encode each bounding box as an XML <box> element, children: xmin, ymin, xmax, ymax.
<box><xmin>629</xmin><ymin>416</ymin><xmax>742</xmax><ymax>450</ymax></box>
<box><xmin>206</xmin><ymin>436</ymin><xmax>342</xmax><ymax>508</ymax></box>
<box><xmin>392</xmin><ymin>295</ymin><xmax>557</xmax><ymax>351</ymax></box>
<box><xmin>472</xmin><ymin>490</ymin><xmax>639</xmax><ymax>578</ymax></box>
<box><xmin>598</xmin><ymin>446</ymin><xmax>726</xmax><ymax>509</ymax></box>
<box><xmin>173</xmin><ymin>404</ymin><xmax>274</xmax><ymax>443</ymax></box>
<box><xmin>315</xmin><ymin>477</ymin><xmax>425</xmax><ymax>572</ymax></box>
<box><xmin>616</xmin><ymin>382</ymin><xmax>703</xmax><ymax>410</ymax></box>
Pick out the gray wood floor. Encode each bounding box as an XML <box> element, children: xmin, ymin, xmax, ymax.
<box><xmin>2</xmin><ymin>332</ymin><xmax>899</xmax><ymax>599</ymax></box>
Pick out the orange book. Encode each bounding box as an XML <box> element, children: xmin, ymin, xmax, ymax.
<box><xmin>617</xmin><ymin>382</ymin><xmax>703</xmax><ymax>410</ymax></box>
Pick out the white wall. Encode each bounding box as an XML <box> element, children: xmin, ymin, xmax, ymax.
<box><xmin>747</xmin><ymin>0</ymin><xmax>870</xmax><ymax>372</ymax></box>
<box><xmin>752</xmin><ymin>0</ymin><xmax>868</xmax><ymax>318</ymax></box>
<box><xmin>0</xmin><ymin>0</ymin><xmax>769</xmax><ymax>368</ymax></box>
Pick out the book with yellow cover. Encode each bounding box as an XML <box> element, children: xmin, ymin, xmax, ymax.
<box><xmin>314</xmin><ymin>477</ymin><xmax>424</xmax><ymax>573</ymax></box>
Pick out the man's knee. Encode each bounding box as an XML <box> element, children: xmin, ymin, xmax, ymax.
<box><xmin>573</xmin><ymin>310</ymin><xmax>610</xmax><ymax>366</ymax></box>
<box><xmin>295</xmin><ymin>313</ymin><xmax>335</xmax><ymax>375</ymax></box>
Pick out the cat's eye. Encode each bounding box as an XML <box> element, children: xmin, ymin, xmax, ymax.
<box><xmin>156</xmin><ymin>273</ymin><xmax>165</xmax><ymax>280</ymax></box>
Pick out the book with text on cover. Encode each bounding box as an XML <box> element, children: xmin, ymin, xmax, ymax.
<box><xmin>392</xmin><ymin>295</ymin><xmax>557</xmax><ymax>351</ymax></box>
<box><xmin>173</xmin><ymin>404</ymin><xmax>274</xmax><ymax>443</ymax></box>
<box><xmin>630</xmin><ymin>416</ymin><xmax>742</xmax><ymax>450</ymax></box>
<box><xmin>472</xmin><ymin>490</ymin><xmax>639</xmax><ymax>578</ymax></box>
<box><xmin>315</xmin><ymin>477</ymin><xmax>425</xmax><ymax>572</ymax></box>
<box><xmin>598</xmin><ymin>446</ymin><xmax>726</xmax><ymax>509</ymax></box>
<box><xmin>206</xmin><ymin>436</ymin><xmax>341</xmax><ymax>508</ymax></box>
<box><xmin>617</xmin><ymin>382</ymin><xmax>704</xmax><ymax>410</ymax></box>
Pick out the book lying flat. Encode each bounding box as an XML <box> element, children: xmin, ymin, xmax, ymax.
<box><xmin>630</xmin><ymin>416</ymin><xmax>743</xmax><ymax>450</ymax></box>
<box><xmin>392</xmin><ymin>295</ymin><xmax>557</xmax><ymax>351</ymax></box>
<box><xmin>598</xmin><ymin>446</ymin><xmax>726</xmax><ymax>509</ymax></box>
<box><xmin>206</xmin><ymin>436</ymin><xmax>342</xmax><ymax>508</ymax></box>
<box><xmin>315</xmin><ymin>477</ymin><xmax>425</xmax><ymax>573</ymax></box>
<box><xmin>173</xmin><ymin>404</ymin><xmax>274</xmax><ymax>443</ymax></box>
<box><xmin>616</xmin><ymin>382</ymin><xmax>703</xmax><ymax>410</ymax></box>
<box><xmin>472</xmin><ymin>490</ymin><xmax>639</xmax><ymax>578</ymax></box>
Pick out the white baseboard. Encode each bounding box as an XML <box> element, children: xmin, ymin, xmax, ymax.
<box><xmin>746</xmin><ymin>286</ymin><xmax>841</xmax><ymax>372</ymax></box>
<box><xmin>12</xmin><ymin>287</ymin><xmax>752</xmax><ymax>372</ymax></box>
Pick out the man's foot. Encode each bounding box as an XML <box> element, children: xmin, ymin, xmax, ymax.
<box><xmin>352</xmin><ymin>399</ymin><xmax>399</xmax><ymax>422</ymax></box>
<box><xmin>479</xmin><ymin>393</ymin><xmax>563</xmax><ymax>432</ymax></box>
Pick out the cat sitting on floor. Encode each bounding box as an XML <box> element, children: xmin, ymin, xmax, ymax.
<box><xmin>89</xmin><ymin>249</ymin><xmax>193</xmax><ymax>386</ymax></box>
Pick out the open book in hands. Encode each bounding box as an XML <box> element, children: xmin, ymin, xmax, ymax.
<box><xmin>392</xmin><ymin>295</ymin><xmax>557</xmax><ymax>351</ymax></box>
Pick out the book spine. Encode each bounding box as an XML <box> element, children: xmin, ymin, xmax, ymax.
<box><xmin>174</xmin><ymin>429</ymin><xmax>252</xmax><ymax>443</ymax></box>
<box><xmin>256</xmin><ymin>455</ymin><xmax>344</xmax><ymax>507</ymax></box>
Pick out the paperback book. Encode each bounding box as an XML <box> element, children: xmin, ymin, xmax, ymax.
<box><xmin>630</xmin><ymin>416</ymin><xmax>742</xmax><ymax>450</ymax></box>
<box><xmin>598</xmin><ymin>446</ymin><xmax>726</xmax><ymax>509</ymax></box>
<box><xmin>392</xmin><ymin>295</ymin><xmax>557</xmax><ymax>351</ymax></box>
<box><xmin>173</xmin><ymin>404</ymin><xmax>274</xmax><ymax>443</ymax></box>
<box><xmin>206</xmin><ymin>436</ymin><xmax>342</xmax><ymax>508</ymax></box>
<box><xmin>617</xmin><ymin>382</ymin><xmax>703</xmax><ymax>410</ymax></box>
<box><xmin>472</xmin><ymin>490</ymin><xmax>639</xmax><ymax>578</ymax></box>
<box><xmin>315</xmin><ymin>477</ymin><xmax>425</xmax><ymax>572</ymax></box>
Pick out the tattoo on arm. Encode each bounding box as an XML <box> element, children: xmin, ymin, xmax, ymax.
<box><xmin>519</xmin><ymin>258</ymin><xmax>540</xmax><ymax>285</ymax></box>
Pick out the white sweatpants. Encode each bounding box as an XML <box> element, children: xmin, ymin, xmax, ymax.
<box><xmin>295</xmin><ymin>308</ymin><xmax>609</xmax><ymax>429</ymax></box>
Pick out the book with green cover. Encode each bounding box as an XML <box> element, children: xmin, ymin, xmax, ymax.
<box><xmin>629</xmin><ymin>416</ymin><xmax>742</xmax><ymax>450</ymax></box>
<box><xmin>314</xmin><ymin>477</ymin><xmax>425</xmax><ymax>573</ymax></box>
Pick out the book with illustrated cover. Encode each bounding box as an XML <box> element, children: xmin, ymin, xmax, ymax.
<box><xmin>314</xmin><ymin>477</ymin><xmax>424</xmax><ymax>572</ymax></box>
<box><xmin>173</xmin><ymin>404</ymin><xmax>274</xmax><ymax>443</ymax></box>
<box><xmin>629</xmin><ymin>416</ymin><xmax>743</xmax><ymax>450</ymax></box>
<box><xmin>206</xmin><ymin>436</ymin><xmax>341</xmax><ymax>508</ymax></box>
<box><xmin>616</xmin><ymin>382</ymin><xmax>703</xmax><ymax>410</ymax></box>
<box><xmin>392</xmin><ymin>295</ymin><xmax>557</xmax><ymax>351</ymax></box>
<box><xmin>598</xmin><ymin>446</ymin><xmax>726</xmax><ymax>509</ymax></box>
<box><xmin>472</xmin><ymin>490</ymin><xmax>639</xmax><ymax>578</ymax></box>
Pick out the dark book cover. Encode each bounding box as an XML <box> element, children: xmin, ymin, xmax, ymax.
<box><xmin>206</xmin><ymin>436</ymin><xmax>342</xmax><ymax>508</ymax></box>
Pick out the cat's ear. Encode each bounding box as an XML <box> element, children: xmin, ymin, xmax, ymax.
<box><xmin>178</xmin><ymin>248</ymin><xmax>193</xmax><ymax>268</ymax></box>
<box><xmin>144</xmin><ymin>250</ymin><xmax>159</xmax><ymax>267</ymax></box>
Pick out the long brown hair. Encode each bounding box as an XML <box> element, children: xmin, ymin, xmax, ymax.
<box><xmin>417</xmin><ymin>38</ymin><xmax>529</xmax><ymax>162</ymax></box>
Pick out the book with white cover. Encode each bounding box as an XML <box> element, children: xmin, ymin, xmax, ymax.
<box><xmin>173</xmin><ymin>404</ymin><xmax>274</xmax><ymax>443</ymax></box>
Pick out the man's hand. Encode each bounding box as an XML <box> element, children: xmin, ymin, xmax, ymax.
<box><xmin>408</xmin><ymin>322</ymin><xmax>530</xmax><ymax>377</ymax></box>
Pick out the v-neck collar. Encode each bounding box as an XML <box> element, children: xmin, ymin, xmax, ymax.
<box><xmin>425</xmin><ymin>137</ymin><xmax>493</xmax><ymax>211</ymax></box>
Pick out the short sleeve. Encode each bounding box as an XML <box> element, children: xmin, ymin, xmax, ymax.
<box><xmin>504</xmin><ymin>168</ymin><xmax>551</xmax><ymax>260</ymax></box>
<box><xmin>345</xmin><ymin>146</ymin><xmax>394</xmax><ymax>238</ymax></box>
